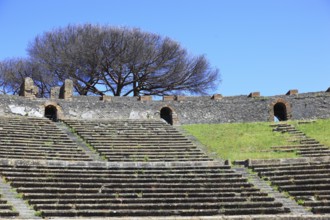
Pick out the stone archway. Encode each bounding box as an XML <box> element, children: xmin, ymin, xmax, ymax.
<box><xmin>42</xmin><ymin>101</ymin><xmax>64</xmax><ymax>121</ymax></box>
<box><xmin>269</xmin><ymin>98</ymin><xmax>291</xmax><ymax>121</ymax></box>
<box><xmin>160</xmin><ymin>107</ymin><xmax>173</xmax><ymax>125</ymax></box>
<box><xmin>159</xmin><ymin>106</ymin><xmax>178</xmax><ymax>125</ymax></box>
<box><xmin>45</xmin><ymin>105</ymin><xmax>58</xmax><ymax>121</ymax></box>
<box><xmin>274</xmin><ymin>102</ymin><xmax>287</xmax><ymax>121</ymax></box>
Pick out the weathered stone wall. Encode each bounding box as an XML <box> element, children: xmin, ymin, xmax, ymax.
<box><xmin>0</xmin><ymin>91</ymin><xmax>329</xmax><ymax>124</ymax></box>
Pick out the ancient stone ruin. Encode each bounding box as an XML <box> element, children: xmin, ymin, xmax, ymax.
<box><xmin>0</xmin><ymin>77</ymin><xmax>328</xmax><ymax>219</ymax></box>
<box><xmin>18</xmin><ymin>77</ymin><xmax>39</xmax><ymax>98</ymax></box>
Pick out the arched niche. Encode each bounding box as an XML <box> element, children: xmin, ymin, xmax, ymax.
<box><xmin>45</xmin><ymin>105</ymin><xmax>58</xmax><ymax>121</ymax></box>
<box><xmin>269</xmin><ymin>98</ymin><xmax>291</xmax><ymax>121</ymax></box>
<box><xmin>159</xmin><ymin>106</ymin><xmax>178</xmax><ymax>125</ymax></box>
<box><xmin>42</xmin><ymin>101</ymin><xmax>64</xmax><ymax>121</ymax></box>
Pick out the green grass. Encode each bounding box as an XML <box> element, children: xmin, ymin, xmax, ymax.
<box><xmin>290</xmin><ymin>118</ymin><xmax>330</xmax><ymax>146</ymax></box>
<box><xmin>182</xmin><ymin>121</ymin><xmax>297</xmax><ymax>161</ymax></box>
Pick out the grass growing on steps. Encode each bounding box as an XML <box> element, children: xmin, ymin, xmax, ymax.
<box><xmin>291</xmin><ymin>118</ymin><xmax>330</xmax><ymax>146</ymax></box>
<box><xmin>182</xmin><ymin>122</ymin><xmax>297</xmax><ymax>161</ymax></box>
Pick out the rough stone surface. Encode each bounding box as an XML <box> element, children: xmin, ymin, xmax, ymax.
<box><xmin>0</xmin><ymin>173</ymin><xmax>40</xmax><ymax>219</ymax></box>
<box><xmin>139</xmin><ymin>95</ymin><xmax>152</xmax><ymax>101</ymax></box>
<box><xmin>211</xmin><ymin>94</ymin><xmax>223</xmax><ymax>100</ymax></box>
<box><xmin>248</xmin><ymin>92</ymin><xmax>260</xmax><ymax>97</ymax></box>
<box><xmin>59</xmin><ymin>79</ymin><xmax>73</xmax><ymax>100</ymax></box>
<box><xmin>286</xmin><ymin>89</ymin><xmax>299</xmax><ymax>95</ymax></box>
<box><xmin>0</xmin><ymin>90</ymin><xmax>329</xmax><ymax>124</ymax></box>
<box><xmin>163</xmin><ymin>96</ymin><xmax>175</xmax><ymax>101</ymax></box>
<box><xmin>233</xmin><ymin>166</ymin><xmax>312</xmax><ymax>215</ymax></box>
<box><xmin>50</xmin><ymin>86</ymin><xmax>61</xmax><ymax>99</ymax></box>
<box><xmin>18</xmin><ymin>77</ymin><xmax>38</xmax><ymax>98</ymax></box>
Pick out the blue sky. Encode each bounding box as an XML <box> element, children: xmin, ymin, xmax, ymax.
<box><xmin>0</xmin><ymin>0</ymin><xmax>329</xmax><ymax>96</ymax></box>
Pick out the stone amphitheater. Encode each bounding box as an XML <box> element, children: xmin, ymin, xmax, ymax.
<box><xmin>0</xmin><ymin>78</ymin><xmax>329</xmax><ymax>219</ymax></box>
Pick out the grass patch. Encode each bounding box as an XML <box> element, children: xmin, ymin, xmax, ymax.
<box><xmin>290</xmin><ymin>118</ymin><xmax>330</xmax><ymax>146</ymax></box>
<box><xmin>182</xmin><ymin>121</ymin><xmax>297</xmax><ymax>161</ymax></box>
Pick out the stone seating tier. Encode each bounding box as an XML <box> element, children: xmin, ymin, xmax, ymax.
<box><xmin>271</xmin><ymin>123</ymin><xmax>330</xmax><ymax>157</ymax></box>
<box><xmin>249</xmin><ymin>160</ymin><xmax>330</xmax><ymax>214</ymax></box>
<box><xmin>0</xmin><ymin>116</ymin><xmax>91</xmax><ymax>161</ymax></box>
<box><xmin>63</xmin><ymin>119</ymin><xmax>211</xmax><ymax>162</ymax></box>
<box><xmin>0</xmin><ymin>159</ymin><xmax>289</xmax><ymax>218</ymax></box>
<box><xmin>0</xmin><ymin>196</ymin><xmax>18</xmax><ymax>217</ymax></box>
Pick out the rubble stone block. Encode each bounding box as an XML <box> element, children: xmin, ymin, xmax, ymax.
<box><xmin>163</xmin><ymin>96</ymin><xmax>175</xmax><ymax>101</ymax></box>
<box><xmin>174</xmin><ymin>95</ymin><xmax>186</xmax><ymax>101</ymax></box>
<box><xmin>138</xmin><ymin>96</ymin><xmax>152</xmax><ymax>101</ymax></box>
<box><xmin>100</xmin><ymin>95</ymin><xmax>112</xmax><ymax>102</ymax></box>
<box><xmin>211</xmin><ymin>94</ymin><xmax>223</xmax><ymax>100</ymax></box>
<box><xmin>59</xmin><ymin>79</ymin><xmax>73</xmax><ymax>100</ymax></box>
<box><xmin>19</xmin><ymin>77</ymin><xmax>38</xmax><ymax>98</ymax></box>
<box><xmin>248</xmin><ymin>92</ymin><xmax>260</xmax><ymax>98</ymax></box>
<box><xmin>286</xmin><ymin>89</ymin><xmax>298</xmax><ymax>95</ymax></box>
<box><xmin>50</xmin><ymin>87</ymin><xmax>61</xmax><ymax>99</ymax></box>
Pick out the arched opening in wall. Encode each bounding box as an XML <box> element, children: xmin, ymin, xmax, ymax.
<box><xmin>160</xmin><ymin>107</ymin><xmax>173</xmax><ymax>125</ymax></box>
<box><xmin>45</xmin><ymin>105</ymin><xmax>58</xmax><ymax>122</ymax></box>
<box><xmin>274</xmin><ymin>103</ymin><xmax>288</xmax><ymax>121</ymax></box>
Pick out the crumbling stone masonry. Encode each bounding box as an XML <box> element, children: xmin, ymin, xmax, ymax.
<box><xmin>3</xmin><ymin>79</ymin><xmax>330</xmax><ymax>124</ymax></box>
<box><xmin>18</xmin><ymin>77</ymin><xmax>38</xmax><ymax>98</ymax></box>
<box><xmin>59</xmin><ymin>79</ymin><xmax>73</xmax><ymax>100</ymax></box>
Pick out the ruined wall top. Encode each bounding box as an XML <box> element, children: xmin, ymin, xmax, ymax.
<box><xmin>2</xmin><ymin>78</ymin><xmax>329</xmax><ymax>124</ymax></box>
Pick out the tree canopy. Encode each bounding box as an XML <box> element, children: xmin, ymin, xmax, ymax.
<box><xmin>0</xmin><ymin>24</ymin><xmax>220</xmax><ymax>97</ymax></box>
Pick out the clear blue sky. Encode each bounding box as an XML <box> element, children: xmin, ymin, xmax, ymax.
<box><xmin>0</xmin><ymin>0</ymin><xmax>329</xmax><ymax>96</ymax></box>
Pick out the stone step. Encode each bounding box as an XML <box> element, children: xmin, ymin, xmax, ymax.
<box><xmin>300</xmin><ymin>140</ymin><xmax>320</xmax><ymax>144</ymax></box>
<box><xmin>2</xmin><ymin>169</ymin><xmax>236</xmax><ymax>177</ymax></box>
<box><xmin>22</xmin><ymin>191</ymin><xmax>269</xmax><ymax>200</ymax></box>
<box><xmin>260</xmin><ymin>169</ymin><xmax>329</xmax><ymax>177</ymax></box>
<box><xmin>0</xmin><ymin>133</ymin><xmax>68</xmax><ymax>138</ymax></box>
<box><xmin>289</xmin><ymin>190</ymin><xmax>330</xmax><ymax>196</ymax></box>
<box><xmin>93</xmin><ymin>143</ymin><xmax>197</xmax><ymax>147</ymax></box>
<box><xmin>100</xmin><ymin>151</ymin><xmax>206</xmax><ymax>156</ymax></box>
<box><xmin>0</xmin><ymin>154</ymin><xmax>92</xmax><ymax>161</ymax></box>
<box><xmin>83</xmin><ymin>136</ymin><xmax>190</xmax><ymax>141</ymax></box>
<box><xmin>38</xmin><ymin>207</ymin><xmax>288</xmax><ymax>217</ymax></box>
<box><xmin>17</xmin><ymin>185</ymin><xmax>258</xmax><ymax>194</ymax></box>
<box><xmin>269</xmin><ymin>124</ymin><xmax>291</xmax><ymax>128</ymax></box>
<box><xmin>267</xmin><ymin>173</ymin><xmax>330</xmax><ymax>181</ymax></box>
<box><xmin>273</xmin><ymin>147</ymin><xmax>328</xmax><ymax>152</ymax></box>
<box><xmin>272</xmin><ymin>178</ymin><xmax>330</xmax><ymax>186</ymax></box>
<box><xmin>312</xmin><ymin>206</ymin><xmax>330</xmax><ymax>214</ymax></box>
<box><xmin>0</xmin><ymin>145</ymin><xmax>86</xmax><ymax>152</ymax></box>
<box><xmin>7</xmin><ymin>176</ymin><xmax>246</xmax><ymax>184</ymax></box>
<box><xmin>33</xmin><ymin>201</ymin><xmax>285</xmax><ymax>210</ymax></box>
<box><xmin>0</xmin><ymin>151</ymin><xmax>90</xmax><ymax>158</ymax></box>
<box><xmin>299</xmin><ymin>150</ymin><xmax>330</xmax><ymax>154</ymax></box>
<box><xmin>304</xmin><ymin>200</ymin><xmax>330</xmax><ymax>207</ymax></box>
<box><xmin>271</xmin><ymin>144</ymin><xmax>324</xmax><ymax>150</ymax></box>
<box><xmin>299</xmin><ymin>153</ymin><xmax>330</xmax><ymax>157</ymax></box>
<box><xmin>0</xmin><ymin>143</ymin><xmax>78</xmax><ymax>148</ymax></box>
<box><xmin>255</xmin><ymin>164</ymin><xmax>330</xmax><ymax>173</ymax></box>
<box><xmin>12</xmin><ymin>181</ymin><xmax>251</xmax><ymax>189</ymax></box>
<box><xmin>0</xmin><ymin>165</ymin><xmax>233</xmax><ymax>173</ymax></box>
<box><xmin>0</xmin><ymin>139</ymin><xmax>75</xmax><ymax>144</ymax></box>
<box><xmin>0</xmin><ymin>210</ymin><xmax>19</xmax><ymax>217</ymax></box>
<box><xmin>28</xmin><ymin>196</ymin><xmax>275</xmax><ymax>205</ymax></box>
<box><xmin>97</xmin><ymin>147</ymin><xmax>201</xmax><ymax>152</ymax></box>
<box><xmin>104</xmin><ymin>158</ymin><xmax>212</xmax><ymax>162</ymax></box>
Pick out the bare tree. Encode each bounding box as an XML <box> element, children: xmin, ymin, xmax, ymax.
<box><xmin>24</xmin><ymin>24</ymin><xmax>220</xmax><ymax>96</ymax></box>
<box><xmin>0</xmin><ymin>58</ymin><xmax>58</xmax><ymax>97</ymax></box>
